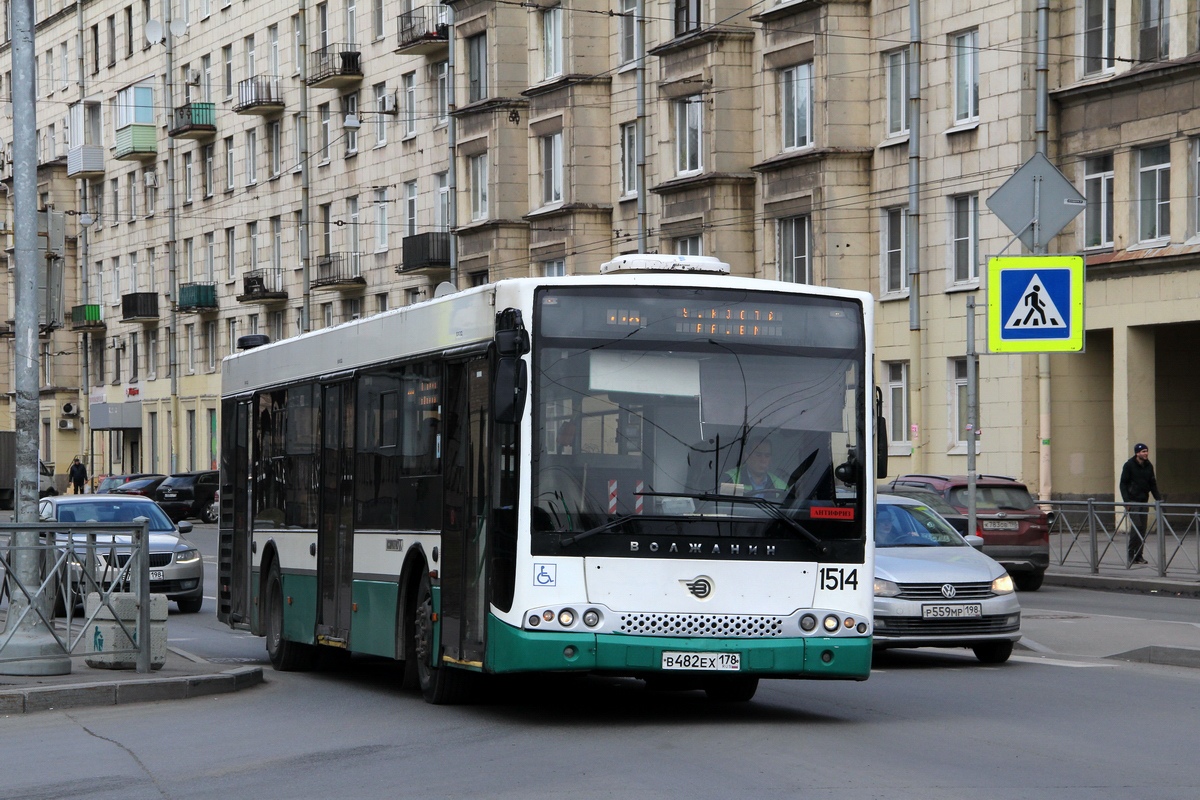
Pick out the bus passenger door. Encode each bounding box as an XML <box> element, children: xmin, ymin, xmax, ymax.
<box><xmin>317</xmin><ymin>380</ymin><xmax>355</xmax><ymax>644</ymax></box>
<box><xmin>219</xmin><ymin>399</ymin><xmax>253</xmax><ymax>628</ymax></box>
<box><xmin>441</xmin><ymin>358</ymin><xmax>491</xmax><ymax>667</ymax></box>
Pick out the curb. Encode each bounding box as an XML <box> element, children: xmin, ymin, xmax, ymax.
<box><xmin>1043</xmin><ymin>571</ymin><xmax>1200</xmax><ymax>598</ymax></box>
<box><xmin>0</xmin><ymin>656</ymin><xmax>264</xmax><ymax>716</ymax></box>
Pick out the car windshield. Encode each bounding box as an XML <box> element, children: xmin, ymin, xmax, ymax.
<box><xmin>884</xmin><ymin>486</ymin><xmax>961</xmax><ymax>517</ymax></box>
<box><xmin>55</xmin><ymin>500</ymin><xmax>176</xmax><ymax>531</ymax></box>
<box><xmin>161</xmin><ymin>476</ymin><xmax>193</xmax><ymax>489</ymax></box>
<box><xmin>875</xmin><ymin>503</ymin><xmax>967</xmax><ymax>548</ymax></box>
<box><xmin>949</xmin><ymin>485</ymin><xmax>1035</xmax><ymax>512</ymax></box>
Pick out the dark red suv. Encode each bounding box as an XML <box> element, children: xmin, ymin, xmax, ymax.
<box><xmin>886</xmin><ymin>474</ymin><xmax>1050</xmax><ymax>591</ymax></box>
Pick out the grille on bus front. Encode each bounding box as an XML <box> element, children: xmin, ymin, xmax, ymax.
<box><xmin>618</xmin><ymin>613</ymin><xmax>786</xmax><ymax>638</ymax></box>
<box><xmin>895</xmin><ymin>582</ymin><xmax>994</xmax><ymax>600</ymax></box>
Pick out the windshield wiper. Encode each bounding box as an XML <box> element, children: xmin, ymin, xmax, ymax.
<box><xmin>638</xmin><ymin>491</ymin><xmax>828</xmax><ymax>554</ymax></box>
<box><xmin>559</xmin><ymin>514</ymin><xmax>641</xmax><ymax>547</ymax></box>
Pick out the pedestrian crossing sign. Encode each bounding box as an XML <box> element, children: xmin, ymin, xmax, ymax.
<box><xmin>987</xmin><ymin>255</ymin><xmax>1085</xmax><ymax>353</ymax></box>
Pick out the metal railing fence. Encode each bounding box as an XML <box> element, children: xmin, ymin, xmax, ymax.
<box><xmin>0</xmin><ymin>520</ymin><xmax>153</xmax><ymax>672</ymax></box>
<box><xmin>1043</xmin><ymin>500</ymin><xmax>1200</xmax><ymax>580</ymax></box>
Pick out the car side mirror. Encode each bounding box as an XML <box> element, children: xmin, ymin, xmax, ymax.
<box><xmin>178</xmin><ymin>520</ymin><xmax>194</xmax><ymax>534</ymax></box>
<box><xmin>963</xmin><ymin>534</ymin><xmax>984</xmax><ymax>548</ymax></box>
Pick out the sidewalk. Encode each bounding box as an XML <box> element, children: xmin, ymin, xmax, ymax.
<box><xmin>0</xmin><ymin>645</ymin><xmax>262</xmax><ymax>715</ymax></box>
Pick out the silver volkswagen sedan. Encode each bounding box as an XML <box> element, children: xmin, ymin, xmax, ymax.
<box><xmin>39</xmin><ymin>494</ymin><xmax>205</xmax><ymax>613</ymax></box>
<box><xmin>873</xmin><ymin>494</ymin><xmax>1021</xmax><ymax>663</ymax></box>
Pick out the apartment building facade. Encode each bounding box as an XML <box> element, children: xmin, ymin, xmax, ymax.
<box><xmin>1</xmin><ymin>0</ymin><xmax>1197</xmax><ymax>501</ymax></box>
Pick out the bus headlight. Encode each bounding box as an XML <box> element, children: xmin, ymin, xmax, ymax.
<box><xmin>822</xmin><ymin>614</ymin><xmax>840</xmax><ymax>632</ymax></box>
<box><xmin>558</xmin><ymin>609</ymin><xmax>575</xmax><ymax>626</ymax></box>
<box><xmin>799</xmin><ymin>614</ymin><xmax>817</xmax><ymax>632</ymax></box>
<box><xmin>582</xmin><ymin>609</ymin><xmax>601</xmax><ymax>628</ymax></box>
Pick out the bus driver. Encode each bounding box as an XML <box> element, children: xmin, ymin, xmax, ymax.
<box><xmin>723</xmin><ymin>438</ymin><xmax>789</xmax><ymax>498</ymax></box>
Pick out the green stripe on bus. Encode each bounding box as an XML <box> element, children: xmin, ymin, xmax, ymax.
<box><xmin>485</xmin><ymin>615</ymin><xmax>871</xmax><ymax>679</ymax></box>
<box><xmin>349</xmin><ymin>580</ymin><xmax>401</xmax><ymax>658</ymax></box>
<box><xmin>280</xmin><ymin>572</ymin><xmax>319</xmax><ymax>645</ymax></box>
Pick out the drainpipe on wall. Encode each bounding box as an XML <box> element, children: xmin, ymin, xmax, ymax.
<box><xmin>906</xmin><ymin>0</ymin><xmax>923</xmax><ymax>473</ymax></box>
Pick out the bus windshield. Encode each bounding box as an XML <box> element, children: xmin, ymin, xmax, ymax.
<box><xmin>531</xmin><ymin>286</ymin><xmax>866</xmax><ymax>560</ymax></box>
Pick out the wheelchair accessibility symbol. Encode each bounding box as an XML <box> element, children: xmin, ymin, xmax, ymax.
<box><xmin>533</xmin><ymin>563</ymin><xmax>557</xmax><ymax>587</ymax></box>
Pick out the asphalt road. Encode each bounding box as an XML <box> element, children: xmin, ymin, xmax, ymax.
<box><xmin>2</xmin><ymin>522</ymin><xmax>1196</xmax><ymax>799</ymax></box>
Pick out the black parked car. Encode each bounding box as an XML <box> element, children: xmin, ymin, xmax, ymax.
<box><xmin>155</xmin><ymin>471</ymin><xmax>219</xmax><ymax>523</ymax></box>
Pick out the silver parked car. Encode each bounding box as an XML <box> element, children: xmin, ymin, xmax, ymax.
<box><xmin>873</xmin><ymin>494</ymin><xmax>1021</xmax><ymax>663</ymax></box>
<box><xmin>39</xmin><ymin>494</ymin><xmax>205</xmax><ymax>613</ymax></box>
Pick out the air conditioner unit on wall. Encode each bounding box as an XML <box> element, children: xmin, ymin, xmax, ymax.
<box><xmin>62</xmin><ymin>401</ymin><xmax>79</xmax><ymax>417</ymax></box>
<box><xmin>380</xmin><ymin>93</ymin><xmax>398</xmax><ymax>115</ymax></box>
<box><xmin>57</xmin><ymin>419</ymin><xmax>75</xmax><ymax>431</ymax></box>
<box><xmin>186</xmin><ymin>68</ymin><xmax>202</xmax><ymax>86</ymax></box>
<box><xmin>144</xmin><ymin>171</ymin><xmax>158</xmax><ymax>188</ymax></box>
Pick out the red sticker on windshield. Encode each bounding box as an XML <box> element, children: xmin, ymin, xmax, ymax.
<box><xmin>810</xmin><ymin>507</ymin><xmax>855</xmax><ymax>520</ymax></box>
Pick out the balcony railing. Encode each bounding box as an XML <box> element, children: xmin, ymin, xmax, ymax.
<box><xmin>169</xmin><ymin>102</ymin><xmax>217</xmax><ymax>139</ymax></box>
<box><xmin>234</xmin><ymin>77</ymin><xmax>285</xmax><ymax>115</ymax></box>
<box><xmin>237</xmin><ymin>269</ymin><xmax>287</xmax><ymax>303</ymax></box>
<box><xmin>399</xmin><ymin>232</ymin><xmax>451</xmax><ymax>274</ymax></box>
<box><xmin>121</xmin><ymin>292</ymin><xmax>159</xmax><ymax>322</ymax></box>
<box><xmin>397</xmin><ymin>7</ymin><xmax>449</xmax><ymax>54</ymax></box>
<box><xmin>312</xmin><ymin>252</ymin><xmax>367</xmax><ymax>290</ymax></box>
<box><xmin>67</xmin><ymin>144</ymin><xmax>105</xmax><ymax>178</ymax></box>
<box><xmin>307</xmin><ymin>44</ymin><xmax>363</xmax><ymax>88</ymax></box>
<box><xmin>177</xmin><ymin>282</ymin><xmax>218</xmax><ymax>311</ymax></box>
<box><xmin>69</xmin><ymin>303</ymin><xmax>105</xmax><ymax>331</ymax></box>
<box><xmin>113</xmin><ymin>124</ymin><xmax>157</xmax><ymax>160</ymax></box>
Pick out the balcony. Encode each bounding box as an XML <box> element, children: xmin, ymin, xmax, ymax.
<box><xmin>307</xmin><ymin>44</ymin><xmax>363</xmax><ymax>88</ymax></box>
<box><xmin>399</xmin><ymin>232</ymin><xmax>451</xmax><ymax>275</ymax></box>
<box><xmin>237</xmin><ymin>269</ymin><xmax>287</xmax><ymax>304</ymax></box>
<box><xmin>67</xmin><ymin>145</ymin><xmax>106</xmax><ymax>178</ymax></box>
<box><xmin>169</xmin><ymin>102</ymin><xmax>217</xmax><ymax>139</ymax></box>
<box><xmin>113</xmin><ymin>124</ymin><xmax>157</xmax><ymax>160</ymax></box>
<box><xmin>69</xmin><ymin>304</ymin><xmax>106</xmax><ymax>332</ymax></box>
<box><xmin>312</xmin><ymin>252</ymin><xmax>367</xmax><ymax>291</ymax></box>
<box><xmin>121</xmin><ymin>292</ymin><xmax>159</xmax><ymax>322</ymax></box>
<box><xmin>397</xmin><ymin>7</ymin><xmax>449</xmax><ymax>55</ymax></box>
<box><xmin>177</xmin><ymin>281</ymin><xmax>219</xmax><ymax>312</ymax></box>
<box><xmin>234</xmin><ymin>77</ymin><xmax>285</xmax><ymax>115</ymax></box>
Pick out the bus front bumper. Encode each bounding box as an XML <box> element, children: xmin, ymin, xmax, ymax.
<box><xmin>485</xmin><ymin>615</ymin><xmax>871</xmax><ymax>679</ymax></box>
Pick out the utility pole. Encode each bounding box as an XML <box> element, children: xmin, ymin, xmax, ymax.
<box><xmin>0</xmin><ymin>0</ymin><xmax>72</xmax><ymax>675</ymax></box>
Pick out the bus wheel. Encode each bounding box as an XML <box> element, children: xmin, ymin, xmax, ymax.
<box><xmin>414</xmin><ymin>572</ymin><xmax>471</xmax><ymax>704</ymax></box>
<box><xmin>704</xmin><ymin>676</ymin><xmax>759</xmax><ymax>702</ymax></box>
<box><xmin>265</xmin><ymin>561</ymin><xmax>316</xmax><ymax>672</ymax></box>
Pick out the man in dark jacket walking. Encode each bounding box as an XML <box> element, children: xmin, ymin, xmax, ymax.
<box><xmin>1120</xmin><ymin>443</ymin><xmax>1161</xmax><ymax>565</ymax></box>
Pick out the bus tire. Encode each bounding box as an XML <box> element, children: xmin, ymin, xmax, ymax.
<box><xmin>414</xmin><ymin>571</ymin><xmax>471</xmax><ymax>704</ymax></box>
<box><xmin>265</xmin><ymin>561</ymin><xmax>317</xmax><ymax>672</ymax></box>
<box><xmin>704</xmin><ymin>675</ymin><xmax>759</xmax><ymax>702</ymax></box>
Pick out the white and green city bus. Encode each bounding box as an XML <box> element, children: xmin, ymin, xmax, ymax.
<box><xmin>217</xmin><ymin>254</ymin><xmax>884</xmax><ymax>703</ymax></box>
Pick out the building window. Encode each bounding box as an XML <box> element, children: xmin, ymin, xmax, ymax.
<box><xmin>115</xmin><ymin>83</ymin><xmax>154</xmax><ymax>128</ymax></box>
<box><xmin>542</xmin><ymin>259</ymin><xmax>565</xmax><ymax>277</ymax></box>
<box><xmin>205</xmin><ymin>320</ymin><xmax>218</xmax><ymax>371</ymax></box>
<box><xmin>1139</xmin><ymin>0</ymin><xmax>1168</xmax><ymax>62</ymax></box>
<box><xmin>467</xmin><ymin>33</ymin><xmax>487</xmax><ymax>103</ymax></box>
<box><xmin>323</xmin><ymin>302</ymin><xmax>334</xmax><ymax>328</ymax></box>
<box><xmin>1085</xmin><ymin>154</ymin><xmax>1113</xmax><ymax>249</ymax></box>
<box><xmin>374</xmin><ymin>83</ymin><xmax>389</xmax><ymax>145</ymax></box>
<box><xmin>374</xmin><ymin>188</ymin><xmax>389</xmax><ymax>251</ymax></box>
<box><xmin>147</xmin><ymin>329</ymin><xmax>158</xmax><ymax>379</ymax></box>
<box><xmin>268</xmin><ymin>120</ymin><xmax>282</xmax><ymax>176</ymax></box>
<box><xmin>778</xmin><ymin>216</ymin><xmax>810</xmax><ymax>284</ymax></box>
<box><xmin>244</xmin><ymin>129</ymin><xmax>257</xmax><ymax>185</ymax></box>
<box><xmin>225</xmin><ymin>227</ymin><xmax>236</xmax><ymax>279</ymax></box>
<box><xmin>469</xmin><ymin>153</ymin><xmax>489</xmax><ymax>220</ymax></box>
<box><xmin>376</xmin><ymin>292</ymin><xmax>389</xmax><ymax>314</ymax></box>
<box><xmin>952</xmin><ymin>29</ymin><xmax>979</xmax><ymax>124</ymax></box>
<box><xmin>541</xmin><ymin>131</ymin><xmax>563</xmax><ymax>206</ymax></box>
<box><xmin>674</xmin><ymin>95</ymin><xmax>702</xmax><ymax>176</ymax></box>
<box><xmin>202</xmin><ymin>143</ymin><xmax>214</xmax><ymax>197</ymax></box>
<box><xmin>402</xmin><ymin>72</ymin><xmax>416</xmax><ymax>136</ymax></box>
<box><xmin>204</xmin><ymin>232</ymin><xmax>215</xmax><ymax>280</ymax></box>
<box><xmin>319</xmin><ymin>103</ymin><xmax>331</xmax><ymax>162</ymax></box>
<box><xmin>222</xmin><ymin>45</ymin><xmax>233</xmax><ymax>98</ymax></box>
<box><xmin>186</xmin><ymin>324</ymin><xmax>196</xmax><ymax>373</ymax></box>
<box><xmin>674</xmin><ymin>235</ymin><xmax>701</xmax><ymax>256</ymax></box>
<box><xmin>674</xmin><ymin>0</ymin><xmax>699</xmax><ymax>37</ymax></box>
<box><xmin>433</xmin><ymin>61</ymin><xmax>449</xmax><ymax>123</ymax></box>
<box><xmin>780</xmin><ymin>63</ymin><xmax>812</xmax><ymax>151</ymax></box>
<box><xmin>1083</xmin><ymin>0</ymin><xmax>1115</xmax><ymax>74</ymax></box>
<box><xmin>951</xmin><ymin>194</ymin><xmax>978</xmax><ymax>282</ymax></box>
<box><xmin>320</xmin><ymin>205</ymin><xmax>332</xmax><ymax>256</ymax></box>
<box><xmin>951</xmin><ymin>357</ymin><xmax>977</xmax><ymax>448</ymax></box>
<box><xmin>620</xmin><ymin>122</ymin><xmax>637</xmax><ymax>197</ymax></box>
<box><xmin>248</xmin><ymin>221</ymin><xmax>260</xmax><ymax>270</ymax></box>
<box><xmin>224</xmin><ymin>136</ymin><xmax>235</xmax><ymax>191</ymax></box>
<box><xmin>343</xmin><ymin>93</ymin><xmax>358</xmax><ymax>154</ymax></box>
<box><xmin>885</xmin><ymin>362</ymin><xmax>911</xmax><ymax>446</ymax></box>
<box><xmin>542</xmin><ymin>6</ymin><xmax>562</xmax><ymax>80</ymax></box>
<box><xmin>1139</xmin><ymin>144</ymin><xmax>1170</xmax><ymax>242</ymax></box>
<box><xmin>435</xmin><ymin>172</ymin><xmax>449</xmax><ymax>232</ymax></box>
<box><xmin>620</xmin><ymin>0</ymin><xmax>638</xmax><ymax>64</ymax></box>
<box><xmin>404</xmin><ymin>181</ymin><xmax>417</xmax><ymax>237</ymax></box>
<box><xmin>884</xmin><ymin>207</ymin><xmax>907</xmax><ymax>293</ymax></box>
<box><xmin>885</xmin><ymin>48</ymin><xmax>908</xmax><ymax>136</ymax></box>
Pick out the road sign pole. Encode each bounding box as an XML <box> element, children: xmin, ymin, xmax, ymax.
<box><xmin>966</xmin><ymin>297</ymin><xmax>978</xmax><ymax>538</ymax></box>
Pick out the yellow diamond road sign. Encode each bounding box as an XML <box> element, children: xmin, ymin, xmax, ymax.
<box><xmin>987</xmin><ymin>255</ymin><xmax>1085</xmax><ymax>353</ymax></box>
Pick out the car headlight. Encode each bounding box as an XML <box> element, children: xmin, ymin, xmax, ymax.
<box><xmin>175</xmin><ymin>548</ymin><xmax>200</xmax><ymax>564</ymax></box>
<box><xmin>874</xmin><ymin>578</ymin><xmax>900</xmax><ymax>597</ymax></box>
<box><xmin>991</xmin><ymin>574</ymin><xmax>1015</xmax><ymax>594</ymax></box>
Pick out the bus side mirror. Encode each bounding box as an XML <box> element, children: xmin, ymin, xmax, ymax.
<box><xmin>877</xmin><ymin>413</ymin><xmax>889</xmax><ymax>479</ymax></box>
<box><xmin>494</xmin><ymin>357</ymin><xmax>527</xmax><ymax>425</ymax></box>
